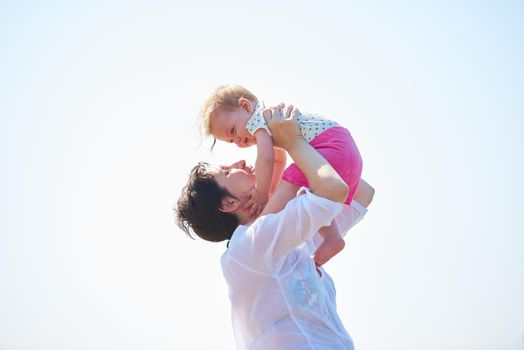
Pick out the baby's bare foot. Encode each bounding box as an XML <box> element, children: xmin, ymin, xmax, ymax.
<box><xmin>314</xmin><ymin>236</ymin><xmax>345</xmax><ymax>267</ymax></box>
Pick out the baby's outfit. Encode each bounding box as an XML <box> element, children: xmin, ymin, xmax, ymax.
<box><xmin>246</xmin><ymin>103</ymin><xmax>363</xmax><ymax>204</ymax></box>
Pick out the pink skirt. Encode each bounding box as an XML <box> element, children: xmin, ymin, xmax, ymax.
<box><xmin>282</xmin><ymin>126</ymin><xmax>362</xmax><ymax>204</ymax></box>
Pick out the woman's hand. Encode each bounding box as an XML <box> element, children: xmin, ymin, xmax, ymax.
<box><xmin>263</xmin><ymin>104</ymin><xmax>303</xmax><ymax>150</ymax></box>
<box><xmin>264</xmin><ymin>104</ymin><xmax>348</xmax><ymax>203</ymax></box>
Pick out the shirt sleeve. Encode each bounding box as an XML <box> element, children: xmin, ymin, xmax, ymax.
<box><xmin>229</xmin><ymin>188</ymin><xmax>343</xmax><ymax>274</ymax></box>
<box><xmin>246</xmin><ymin>108</ymin><xmax>272</xmax><ymax>136</ymax></box>
<box><xmin>337</xmin><ymin>200</ymin><xmax>367</xmax><ymax>237</ymax></box>
<box><xmin>311</xmin><ymin>199</ymin><xmax>368</xmax><ymax>249</ymax></box>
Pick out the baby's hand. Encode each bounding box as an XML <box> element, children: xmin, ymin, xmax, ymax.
<box><xmin>241</xmin><ymin>187</ymin><xmax>269</xmax><ymax>216</ymax></box>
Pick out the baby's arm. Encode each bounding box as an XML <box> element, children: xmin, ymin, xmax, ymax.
<box><xmin>260</xmin><ymin>180</ymin><xmax>299</xmax><ymax>216</ymax></box>
<box><xmin>254</xmin><ymin>129</ymin><xmax>275</xmax><ymax>196</ymax></box>
<box><xmin>243</xmin><ymin>129</ymin><xmax>275</xmax><ymax>214</ymax></box>
<box><xmin>269</xmin><ymin>147</ymin><xmax>287</xmax><ymax>195</ymax></box>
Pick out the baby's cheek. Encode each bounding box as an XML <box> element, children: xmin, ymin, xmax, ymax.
<box><xmin>237</xmin><ymin>129</ymin><xmax>249</xmax><ymax>138</ymax></box>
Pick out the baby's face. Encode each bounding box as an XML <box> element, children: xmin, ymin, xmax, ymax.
<box><xmin>210</xmin><ymin>108</ymin><xmax>256</xmax><ymax>148</ymax></box>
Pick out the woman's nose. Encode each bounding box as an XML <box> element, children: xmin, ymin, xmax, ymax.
<box><xmin>232</xmin><ymin>160</ymin><xmax>246</xmax><ymax>169</ymax></box>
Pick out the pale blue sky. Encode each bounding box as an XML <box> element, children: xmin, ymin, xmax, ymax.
<box><xmin>1</xmin><ymin>1</ymin><xmax>523</xmax><ymax>349</ymax></box>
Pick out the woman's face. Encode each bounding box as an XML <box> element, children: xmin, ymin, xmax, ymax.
<box><xmin>212</xmin><ymin>160</ymin><xmax>256</xmax><ymax>199</ymax></box>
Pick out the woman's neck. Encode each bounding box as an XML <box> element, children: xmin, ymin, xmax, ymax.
<box><xmin>237</xmin><ymin>209</ymin><xmax>259</xmax><ymax>226</ymax></box>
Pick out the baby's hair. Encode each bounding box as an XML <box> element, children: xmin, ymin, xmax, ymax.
<box><xmin>200</xmin><ymin>85</ymin><xmax>258</xmax><ymax>148</ymax></box>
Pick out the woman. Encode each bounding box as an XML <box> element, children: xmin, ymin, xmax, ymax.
<box><xmin>176</xmin><ymin>105</ymin><xmax>374</xmax><ymax>349</ymax></box>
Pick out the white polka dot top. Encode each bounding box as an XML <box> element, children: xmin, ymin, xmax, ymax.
<box><xmin>246</xmin><ymin>102</ymin><xmax>338</xmax><ymax>142</ymax></box>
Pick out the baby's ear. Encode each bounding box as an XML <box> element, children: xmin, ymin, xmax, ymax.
<box><xmin>238</xmin><ymin>97</ymin><xmax>254</xmax><ymax>113</ymax></box>
<box><xmin>219</xmin><ymin>196</ymin><xmax>241</xmax><ymax>213</ymax></box>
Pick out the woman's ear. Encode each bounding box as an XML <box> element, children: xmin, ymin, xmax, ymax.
<box><xmin>238</xmin><ymin>97</ymin><xmax>254</xmax><ymax>113</ymax></box>
<box><xmin>219</xmin><ymin>196</ymin><xmax>241</xmax><ymax>213</ymax></box>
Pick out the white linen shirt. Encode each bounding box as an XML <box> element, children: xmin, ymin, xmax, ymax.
<box><xmin>221</xmin><ymin>188</ymin><xmax>367</xmax><ymax>350</ymax></box>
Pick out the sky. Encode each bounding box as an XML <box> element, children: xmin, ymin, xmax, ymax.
<box><xmin>1</xmin><ymin>1</ymin><xmax>523</xmax><ymax>349</ymax></box>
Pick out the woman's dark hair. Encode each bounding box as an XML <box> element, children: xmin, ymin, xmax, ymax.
<box><xmin>175</xmin><ymin>162</ymin><xmax>239</xmax><ymax>242</ymax></box>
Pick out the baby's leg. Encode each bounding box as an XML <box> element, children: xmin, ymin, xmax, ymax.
<box><xmin>314</xmin><ymin>223</ymin><xmax>345</xmax><ymax>266</ymax></box>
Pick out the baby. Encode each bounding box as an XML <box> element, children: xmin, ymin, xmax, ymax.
<box><xmin>200</xmin><ymin>85</ymin><xmax>362</xmax><ymax>266</ymax></box>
